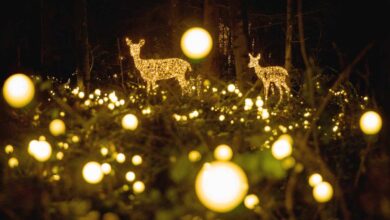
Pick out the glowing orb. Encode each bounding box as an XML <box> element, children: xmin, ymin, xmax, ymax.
<box><xmin>82</xmin><ymin>161</ymin><xmax>103</xmax><ymax>184</ymax></box>
<box><xmin>8</xmin><ymin>157</ymin><xmax>19</xmax><ymax>168</ymax></box>
<box><xmin>271</xmin><ymin>138</ymin><xmax>292</xmax><ymax>160</ymax></box>
<box><xmin>308</xmin><ymin>173</ymin><xmax>323</xmax><ymax>187</ymax></box>
<box><xmin>359</xmin><ymin>111</ymin><xmax>382</xmax><ymax>135</ymax></box>
<box><xmin>126</xmin><ymin>171</ymin><xmax>136</xmax><ymax>182</ymax></box>
<box><xmin>188</xmin><ymin>150</ymin><xmax>202</xmax><ymax>162</ymax></box>
<box><xmin>121</xmin><ymin>114</ymin><xmax>138</xmax><ymax>130</ymax></box>
<box><xmin>181</xmin><ymin>27</ymin><xmax>213</xmax><ymax>59</ymax></box>
<box><xmin>244</xmin><ymin>194</ymin><xmax>260</xmax><ymax>209</ymax></box>
<box><xmin>116</xmin><ymin>153</ymin><xmax>126</xmax><ymax>163</ymax></box>
<box><xmin>49</xmin><ymin>119</ymin><xmax>66</xmax><ymax>136</ymax></box>
<box><xmin>195</xmin><ymin>161</ymin><xmax>248</xmax><ymax>212</ymax></box>
<box><xmin>133</xmin><ymin>181</ymin><xmax>145</xmax><ymax>194</ymax></box>
<box><xmin>2</xmin><ymin>73</ymin><xmax>35</xmax><ymax>108</ymax></box>
<box><xmin>28</xmin><ymin>140</ymin><xmax>52</xmax><ymax>162</ymax></box>
<box><xmin>131</xmin><ymin>155</ymin><xmax>143</xmax><ymax>166</ymax></box>
<box><xmin>214</xmin><ymin>144</ymin><xmax>233</xmax><ymax>161</ymax></box>
<box><xmin>101</xmin><ymin>163</ymin><xmax>112</xmax><ymax>174</ymax></box>
<box><xmin>313</xmin><ymin>181</ymin><xmax>333</xmax><ymax>203</ymax></box>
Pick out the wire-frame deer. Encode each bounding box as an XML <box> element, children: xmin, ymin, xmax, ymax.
<box><xmin>126</xmin><ymin>38</ymin><xmax>192</xmax><ymax>94</ymax></box>
<box><xmin>248</xmin><ymin>53</ymin><xmax>290</xmax><ymax>104</ymax></box>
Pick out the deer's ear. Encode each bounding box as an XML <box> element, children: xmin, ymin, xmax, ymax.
<box><xmin>248</xmin><ymin>53</ymin><xmax>253</xmax><ymax>58</ymax></box>
<box><xmin>139</xmin><ymin>39</ymin><xmax>145</xmax><ymax>46</ymax></box>
<box><xmin>256</xmin><ymin>53</ymin><xmax>261</xmax><ymax>59</ymax></box>
<box><xmin>126</xmin><ymin>38</ymin><xmax>132</xmax><ymax>45</ymax></box>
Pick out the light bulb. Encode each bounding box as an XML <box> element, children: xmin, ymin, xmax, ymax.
<box><xmin>121</xmin><ymin>114</ymin><xmax>138</xmax><ymax>130</ymax></box>
<box><xmin>49</xmin><ymin>119</ymin><xmax>66</xmax><ymax>136</ymax></box>
<box><xmin>181</xmin><ymin>27</ymin><xmax>213</xmax><ymax>59</ymax></box>
<box><xmin>82</xmin><ymin>161</ymin><xmax>103</xmax><ymax>184</ymax></box>
<box><xmin>244</xmin><ymin>194</ymin><xmax>260</xmax><ymax>209</ymax></box>
<box><xmin>359</xmin><ymin>111</ymin><xmax>382</xmax><ymax>135</ymax></box>
<box><xmin>2</xmin><ymin>73</ymin><xmax>35</xmax><ymax>108</ymax></box>
<box><xmin>214</xmin><ymin>144</ymin><xmax>233</xmax><ymax>161</ymax></box>
<box><xmin>313</xmin><ymin>181</ymin><xmax>333</xmax><ymax>203</ymax></box>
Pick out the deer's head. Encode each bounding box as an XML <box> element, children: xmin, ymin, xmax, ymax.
<box><xmin>126</xmin><ymin>38</ymin><xmax>145</xmax><ymax>56</ymax></box>
<box><xmin>248</xmin><ymin>53</ymin><xmax>261</xmax><ymax>68</ymax></box>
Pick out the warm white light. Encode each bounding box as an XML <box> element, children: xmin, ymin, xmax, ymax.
<box><xmin>359</xmin><ymin>111</ymin><xmax>382</xmax><ymax>135</ymax></box>
<box><xmin>308</xmin><ymin>173</ymin><xmax>323</xmax><ymax>187</ymax></box>
<box><xmin>49</xmin><ymin>119</ymin><xmax>66</xmax><ymax>136</ymax></box>
<box><xmin>5</xmin><ymin>145</ymin><xmax>14</xmax><ymax>154</ymax></box>
<box><xmin>195</xmin><ymin>161</ymin><xmax>248</xmax><ymax>212</ymax></box>
<box><xmin>82</xmin><ymin>161</ymin><xmax>103</xmax><ymax>184</ymax></box>
<box><xmin>188</xmin><ymin>150</ymin><xmax>202</xmax><ymax>162</ymax></box>
<box><xmin>181</xmin><ymin>27</ymin><xmax>213</xmax><ymax>59</ymax></box>
<box><xmin>227</xmin><ymin>84</ymin><xmax>236</xmax><ymax>92</ymax></box>
<box><xmin>313</xmin><ymin>181</ymin><xmax>333</xmax><ymax>203</ymax></box>
<box><xmin>126</xmin><ymin>171</ymin><xmax>136</xmax><ymax>182</ymax></box>
<box><xmin>244</xmin><ymin>194</ymin><xmax>260</xmax><ymax>209</ymax></box>
<box><xmin>271</xmin><ymin>137</ymin><xmax>292</xmax><ymax>160</ymax></box>
<box><xmin>2</xmin><ymin>73</ymin><xmax>35</xmax><ymax>108</ymax></box>
<box><xmin>28</xmin><ymin>140</ymin><xmax>52</xmax><ymax>162</ymax></box>
<box><xmin>101</xmin><ymin>163</ymin><xmax>112</xmax><ymax>174</ymax></box>
<box><xmin>133</xmin><ymin>181</ymin><xmax>145</xmax><ymax>194</ymax></box>
<box><xmin>121</xmin><ymin>114</ymin><xmax>138</xmax><ymax>130</ymax></box>
<box><xmin>214</xmin><ymin>144</ymin><xmax>233</xmax><ymax>161</ymax></box>
<box><xmin>116</xmin><ymin>153</ymin><xmax>126</xmax><ymax>163</ymax></box>
<box><xmin>131</xmin><ymin>155</ymin><xmax>143</xmax><ymax>166</ymax></box>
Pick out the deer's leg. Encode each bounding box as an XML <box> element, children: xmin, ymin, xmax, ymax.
<box><xmin>178</xmin><ymin>75</ymin><xmax>189</xmax><ymax>94</ymax></box>
<box><xmin>263</xmin><ymin>81</ymin><xmax>269</xmax><ymax>101</ymax></box>
<box><xmin>275</xmin><ymin>83</ymin><xmax>283</xmax><ymax>105</ymax></box>
<box><xmin>282</xmin><ymin>82</ymin><xmax>290</xmax><ymax>99</ymax></box>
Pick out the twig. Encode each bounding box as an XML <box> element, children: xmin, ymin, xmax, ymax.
<box><xmin>285</xmin><ymin>171</ymin><xmax>298</xmax><ymax>220</ymax></box>
<box><xmin>354</xmin><ymin>142</ymin><xmax>372</xmax><ymax>187</ymax></box>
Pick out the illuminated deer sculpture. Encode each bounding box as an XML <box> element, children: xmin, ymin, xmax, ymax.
<box><xmin>248</xmin><ymin>53</ymin><xmax>290</xmax><ymax>104</ymax></box>
<box><xmin>126</xmin><ymin>38</ymin><xmax>192</xmax><ymax>94</ymax></box>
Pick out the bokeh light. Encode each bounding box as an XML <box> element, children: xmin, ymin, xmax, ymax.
<box><xmin>308</xmin><ymin>173</ymin><xmax>323</xmax><ymax>187</ymax></box>
<box><xmin>244</xmin><ymin>194</ymin><xmax>260</xmax><ymax>209</ymax></box>
<box><xmin>2</xmin><ymin>73</ymin><xmax>35</xmax><ymax>108</ymax></box>
<box><xmin>133</xmin><ymin>181</ymin><xmax>145</xmax><ymax>194</ymax></box>
<box><xmin>181</xmin><ymin>27</ymin><xmax>213</xmax><ymax>59</ymax></box>
<box><xmin>195</xmin><ymin>161</ymin><xmax>248</xmax><ymax>212</ymax></box>
<box><xmin>82</xmin><ymin>161</ymin><xmax>104</xmax><ymax>184</ymax></box>
<box><xmin>271</xmin><ymin>137</ymin><xmax>292</xmax><ymax>160</ymax></box>
<box><xmin>121</xmin><ymin>114</ymin><xmax>138</xmax><ymax>130</ymax></box>
<box><xmin>49</xmin><ymin>119</ymin><xmax>66</xmax><ymax>136</ymax></box>
<box><xmin>359</xmin><ymin>111</ymin><xmax>382</xmax><ymax>135</ymax></box>
<box><xmin>214</xmin><ymin>144</ymin><xmax>233</xmax><ymax>161</ymax></box>
<box><xmin>313</xmin><ymin>181</ymin><xmax>333</xmax><ymax>203</ymax></box>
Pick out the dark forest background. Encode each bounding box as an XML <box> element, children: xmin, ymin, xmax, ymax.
<box><xmin>0</xmin><ymin>0</ymin><xmax>390</xmax><ymax>218</ymax></box>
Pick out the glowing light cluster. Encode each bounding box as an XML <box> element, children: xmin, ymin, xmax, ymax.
<box><xmin>248</xmin><ymin>53</ymin><xmax>290</xmax><ymax>104</ymax></box>
<box><xmin>195</xmin><ymin>161</ymin><xmax>248</xmax><ymax>212</ymax></box>
<box><xmin>127</xmin><ymin>38</ymin><xmax>193</xmax><ymax>93</ymax></box>
<box><xmin>28</xmin><ymin>139</ymin><xmax>52</xmax><ymax>162</ymax></box>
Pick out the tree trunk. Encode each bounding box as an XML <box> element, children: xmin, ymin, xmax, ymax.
<box><xmin>285</xmin><ymin>0</ymin><xmax>293</xmax><ymax>72</ymax></box>
<box><xmin>229</xmin><ymin>0</ymin><xmax>251</xmax><ymax>91</ymax></box>
<box><xmin>169</xmin><ymin>0</ymin><xmax>180</xmax><ymax>54</ymax></box>
<box><xmin>202</xmin><ymin>0</ymin><xmax>220</xmax><ymax>79</ymax></box>
<box><xmin>74</xmin><ymin>0</ymin><xmax>90</xmax><ymax>91</ymax></box>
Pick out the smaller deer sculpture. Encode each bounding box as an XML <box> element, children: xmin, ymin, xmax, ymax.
<box><xmin>248</xmin><ymin>53</ymin><xmax>290</xmax><ymax>104</ymax></box>
<box><xmin>126</xmin><ymin>38</ymin><xmax>192</xmax><ymax>94</ymax></box>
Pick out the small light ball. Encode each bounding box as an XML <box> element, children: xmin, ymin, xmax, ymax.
<box><xmin>101</xmin><ymin>163</ymin><xmax>112</xmax><ymax>174</ymax></box>
<box><xmin>188</xmin><ymin>150</ymin><xmax>202</xmax><ymax>162</ymax></box>
<box><xmin>195</xmin><ymin>161</ymin><xmax>248</xmax><ymax>212</ymax></box>
<box><xmin>308</xmin><ymin>173</ymin><xmax>323</xmax><ymax>187</ymax></box>
<box><xmin>214</xmin><ymin>144</ymin><xmax>233</xmax><ymax>161</ymax></box>
<box><xmin>181</xmin><ymin>27</ymin><xmax>213</xmax><ymax>59</ymax></box>
<box><xmin>49</xmin><ymin>119</ymin><xmax>66</xmax><ymax>136</ymax></box>
<box><xmin>133</xmin><ymin>181</ymin><xmax>145</xmax><ymax>194</ymax></box>
<box><xmin>2</xmin><ymin>73</ymin><xmax>35</xmax><ymax>108</ymax></box>
<box><xmin>116</xmin><ymin>153</ymin><xmax>126</xmax><ymax>163</ymax></box>
<box><xmin>227</xmin><ymin>84</ymin><xmax>236</xmax><ymax>92</ymax></box>
<box><xmin>313</xmin><ymin>181</ymin><xmax>333</xmax><ymax>203</ymax></box>
<box><xmin>271</xmin><ymin>138</ymin><xmax>292</xmax><ymax>160</ymax></box>
<box><xmin>121</xmin><ymin>114</ymin><xmax>138</xmax><ymax>130</ymax></box>
<box><xmin>131</xmin><ymin>155</ymin><xmax>143</xmax><ymax>166</ymax></box>
<box><xmin>126</xmin><ymin>171</ymin><xmax>136</xmax><ymax>182</ymax></box>
<box><xmin>244</xmin><ymin>194</ymin><xmax>260</xmax><ymax>209</ymax></box>
<box><xmin>82</xmin><ymin>161</ymin><xmax>103</xmax><ymax>184</ymax></box>
<box><xmin>359</xmin><ymin>111</ymin><xmax>382</xmax><ymax>135</ymax></box>
<box><xmin>8</xmin><ymin>157</ymin><xmax>19</xmax><ymax>168</ymax></box>
<box><xmin>5</xmin><ymin>144</ymin><xmax>14</xmax><ymax>154</ymax></box>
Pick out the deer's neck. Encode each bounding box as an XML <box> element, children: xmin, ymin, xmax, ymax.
<box><xmin>131</xmin><ymin>52</ymin><xmax>143</xmax><ymax>69</ymax></box>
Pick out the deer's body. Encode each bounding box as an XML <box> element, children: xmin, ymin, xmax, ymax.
<box><xmin>248</xmin><ymin>53</ymin><xmax>290</xmax><ymax>104</ymax></box>
<box><xmin>127</xmin><ymin>38</ymin><xmax>192</xmax><ymax>93</ymax></box>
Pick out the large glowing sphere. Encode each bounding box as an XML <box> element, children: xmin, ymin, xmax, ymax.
<box><xmin>271</xmin><ymin>138</ymin><xmax>292</xmax><ymax>160</ymax></box>
<box><xmin>313</xmin><ymin>181</ymin><xmax>333</xmax><ymax>203</ymax></box>
<box><xmin>2</xmin><ymin>73</ymin><xmax>35</xmax><ymax>108</ymax></box>
<box><xmin>181</xmin><ymin>27</ymin><xmax>213</xmax><ymax>59</ymax></box>
<box><xmin>195</xmin><ymin>161</ymin><xmax>248</xmax><ymax>212</ymax></box>
<box><xmin>49</xmin><ymin>119</ymin><xmax>66</xmax><ymax>136</ymax></box>
<box><xmin>82</xmin><ymin>161</ymin><xmax>104</xmax><ymax>184</ymax></box>
<box><xmin>121</xmin><ymin>114</ymin><xmax>138</xmax><ymax>130</ymax></box>
<box><xmin>359</xmin><ymin>111</ymin><xmax>382</xmax><ymax>135</ymax></box>
<box><xmin>214</xmin><ymin>144</ymin><xmax>233</xmax><ymax>161</ymax></box>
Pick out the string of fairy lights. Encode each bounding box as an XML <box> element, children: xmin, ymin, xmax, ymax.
<box><xmin>1</xmin><ymin>27</ymin><xmax>383</xmax><ymax>215</ymax></box>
